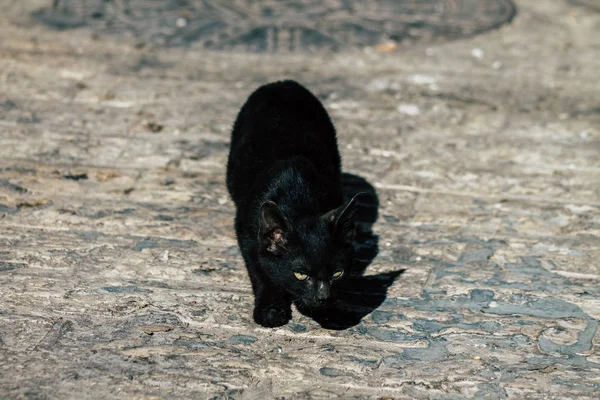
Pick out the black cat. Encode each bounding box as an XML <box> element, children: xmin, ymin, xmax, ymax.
<box><xmin>226</xmin><ymin>80</ymin><xmax>360</xmax><ymax>327</ymax></box>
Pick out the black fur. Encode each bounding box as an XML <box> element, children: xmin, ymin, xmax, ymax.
<box><xmin>226</xmin><ymin>80</ymin><xmax>360</xmax><ymax>327</ymax></box>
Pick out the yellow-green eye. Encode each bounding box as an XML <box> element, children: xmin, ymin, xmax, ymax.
<box><xmin>294</xmin><ymin>272</ymin><xmax>308</xmax><ymax>281</ymax></box>
<box><xmin>332</xmin><ymin>271</ymin><xmax>344</xmax><ymax>279</ymax></box>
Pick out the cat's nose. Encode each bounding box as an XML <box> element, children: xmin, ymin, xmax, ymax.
<box><xmin>315</xmin><ymin>282</ymin><xmax>330</xmax><ymax>303</ymax></box>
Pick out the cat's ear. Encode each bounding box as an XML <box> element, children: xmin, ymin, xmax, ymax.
<box><xmin>322</xmin><ymin>193</ymin><xmax>363</xmax><ymax>244</ymax></box>
<box><xmin>259</xmin><ymin>201</ymin><xmax>289</xmax><ymax>254</ymax></box>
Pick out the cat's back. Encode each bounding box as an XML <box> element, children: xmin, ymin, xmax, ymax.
<box><xmin>231</xmin><ymin>80</ymin><xmax>336</xmax><ymax>146</ymax></box>
<box><xmin>227</xmin><ymin>81</ymin><xmax>341</xmax><ymax>203</ymax></box>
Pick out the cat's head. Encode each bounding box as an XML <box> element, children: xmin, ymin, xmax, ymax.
<box><xmin>257</xmin><ymin>194</ymin><xmax>361</xmax><ymax>308</ymax></box>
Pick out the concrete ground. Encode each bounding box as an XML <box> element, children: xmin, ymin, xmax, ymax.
<box><xmin>1</xmin><ymin>0</ymin><xmax>599</xmax><ymax>398</ymax></box>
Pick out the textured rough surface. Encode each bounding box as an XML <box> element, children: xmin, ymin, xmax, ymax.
<box><xmin>29</xmin><ymin>0</ymin><xmax>517</xmax><ymax>51</ymax></box>
<box><xmin>1</xmin><ymin>0</ymin><xmax>600</xmax><ymax>399</ymax></box>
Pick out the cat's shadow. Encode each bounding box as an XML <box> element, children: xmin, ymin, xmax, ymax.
<box><xmin>295</xmin><ymin>173</ymin><xmax>405</xmax><ymax>330</ymax></box>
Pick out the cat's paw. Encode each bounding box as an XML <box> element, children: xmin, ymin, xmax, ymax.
<box><xmin>253</xmin><ymin>305</ymin><xmax>292</xmax><ymax>327</ymax></box>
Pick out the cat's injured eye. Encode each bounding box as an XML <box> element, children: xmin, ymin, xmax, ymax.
<box><xmin>332</xmin><ymin>271</ymin><xmax>344</xmax><ymax>279</ymax></box>
<box><xmin>294</xmin><ymin>272</ymin><xmax>309</xmax><ymax>281</ymax></box>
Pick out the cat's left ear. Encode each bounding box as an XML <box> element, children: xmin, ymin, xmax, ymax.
<box><xmin>259</xmin><ymin>201</ymin><xmax>289</xmax><ymax>254</ymax></box>
<box><xmin>322</xmin><ymin>193</ymin><xmax>363</xmax><ymax>244</ymax></box>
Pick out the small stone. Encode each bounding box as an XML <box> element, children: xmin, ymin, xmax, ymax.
<box><xmin>409</xmin><ymin>74</ymin><xmax>437</xmax><ymax>85</ymax></box>
<box><xmin>288</xmin><ymin>323</ymin><xmax>307</xmax><ymax>333</ymax></box>
<box><xmin>228</xmin><ymin>335</ymin><xmax>257</xmax><ymax>345</ymax></box>
<box><xmin>397</xmin><ymin>104</ymin><xmax>421</xmax><ymax>116</ymax></box>
<box><xmin>459</xmin><ymin>247</ymin><xmax>494</xmax><ymax>264</ymax></box>
<box><xmin>319</xmin><ymin>367</ymin><xmax>346</xmax><ymax>377</ymax></box>
<box><xmin>163</xmin><ymin>177</ymin><xmax>175</xmax><ymax>186</ymax></box>
<box><xmin>0</xmin><ymin>262</ymin><xmax>26</xmax><ymax>271</ymax></box>
<box><xmin>565</xmin><ymin>204</ymin><xmax>595</xmax><ymax>215</ymax></box>
<box><xmin>383</xmin><ymin>215</ymin><xmax>399</xmax><ymax>223</ymax></box>
<box><xmin>471</xmin><ymin>48</ymin><xmax>485</xmax><ymax>59</ymax></box>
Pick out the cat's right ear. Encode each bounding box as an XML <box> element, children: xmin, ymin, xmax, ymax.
<box><xmin>258</xmin><ymin>201</ymin><xmax>289</xmax><ymax>254</ymax></box>
<box><xmin>322</xmin><ymin>193</ymin><xmax>363</xmax><ymax>245</ymax></box>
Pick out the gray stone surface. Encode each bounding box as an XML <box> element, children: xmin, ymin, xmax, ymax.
<box><xmin>30</xmin><ymin>0</ymin><xmax>517</xmax><ymax>51</ymax></box>
<box><xmin>1</xmin><ymin>0</ymin><xmax>599</xmax><ymax>398</ymax></box>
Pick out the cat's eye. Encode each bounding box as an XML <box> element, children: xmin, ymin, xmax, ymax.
<box><xmin>294</xmin><ymin>272</ymin><xmax>309</xmax><ymax>281</ymax></box>
<box><xmin>332</xmin><ymin>271</ymin><xmax>344</xmax><ymax>279</ymax></box>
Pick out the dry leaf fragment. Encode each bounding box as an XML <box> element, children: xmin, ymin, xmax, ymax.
<box><xmin>375</xmin><ymin>42</ymin><xmax>398</xmax><ymax>52</ymax></box>
<box><xmin>96</xmin><ymin>171</ymin><xmax>120</xmax><ymax>182</ymax></box>
<box><xmin>17</xmin><ymin>199</ymin><xmax>51</xmax><ymax>208</ymax></box>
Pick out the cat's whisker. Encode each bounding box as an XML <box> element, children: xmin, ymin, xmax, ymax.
<box><xmin>264</xmin><ymin>297</ymin><xmax>295</xmax><ymax>309</ymax></box>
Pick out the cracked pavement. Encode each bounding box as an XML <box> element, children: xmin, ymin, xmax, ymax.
<box><xmin>0</xmin><ymin>0</ymin><xmax>599</xmax><ymax>398</ymax></box>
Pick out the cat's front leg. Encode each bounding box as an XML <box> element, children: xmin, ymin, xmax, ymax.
<box><xmin>253</xmin><ymin>280</ymin><xmax>292</xmax><ymax>328</ymax></box>
<box><xmin>237</xmin><ymin>224</ymin><xmax>292</xmax><ymax>327</ymax></box>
